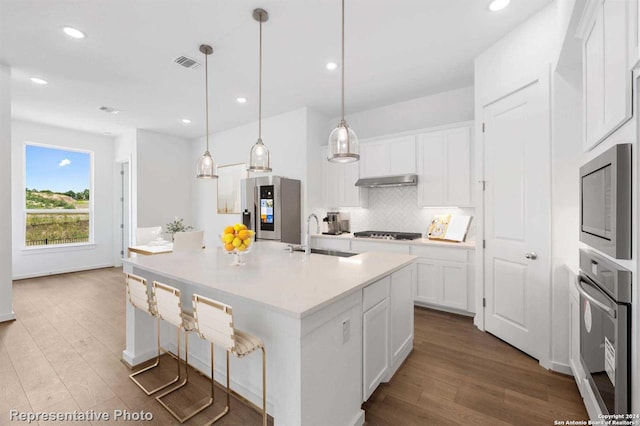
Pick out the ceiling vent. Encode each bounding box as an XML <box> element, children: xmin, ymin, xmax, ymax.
<box><xmin>174</xmin><ymin>55</ymin><xmax>201</xmax><ymax>69</ymax></box>
<box><xmin>98</xmin><ymin>106</ymin><xmax>121</xmax><ymax>114</ymax></box>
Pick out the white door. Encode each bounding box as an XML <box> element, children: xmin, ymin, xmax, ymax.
<box><xmin>482</xmin><ymin>75</ymin><xmax>550</xmax><ymax>363</ymax></box>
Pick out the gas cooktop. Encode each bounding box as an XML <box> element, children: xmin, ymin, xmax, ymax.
<box><xmin>353</xmin><ymin>231</ymin><xmax>423</xmax><ymax>240</ymax></box>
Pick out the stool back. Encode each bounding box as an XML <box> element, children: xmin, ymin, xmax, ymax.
<box><xmin>152</xmin><ymin>281</ymin><xmax>184</xmax><ymax>328</ymax></box>
<box><xmin>126</xmin><ymin>274</ymin><xmax>153</xmax><ymax>315</ymax></box>
<box><xmin>192</xmin><ymin>294</ymin><xmax>235</xmax><ymax>352</ymax></box>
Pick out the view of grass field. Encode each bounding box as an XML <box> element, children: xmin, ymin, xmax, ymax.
<box><xmin>25</xmin><ymin>189</ymin><xmax>91</xmax><ymax>246</ymax></box>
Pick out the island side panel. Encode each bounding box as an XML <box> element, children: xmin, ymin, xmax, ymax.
<box><xmin>122</xmin><ymin>264</ymin><xmax>158</xmax><ymax>366</ymax></box>
<box><xmin>300</xmin><ymin>290</ymin><xmax>365</xmax><ymax>426</ymax></box>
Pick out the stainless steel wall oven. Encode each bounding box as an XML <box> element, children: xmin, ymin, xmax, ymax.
<box><xmin>578</xmin><ymin>249</ymin><xmax>632</xmax><ymax>414</ymax></box>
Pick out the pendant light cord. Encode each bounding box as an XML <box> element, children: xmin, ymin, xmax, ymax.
<box><xmin>341</xmin><ymin>0</ymin><xmax>345</xmax><ymax>122</ymax></box>
<box><xmin>258</xmin><ymin>17</ymin><xmax>263</xmax><ymax>140</ymax></box>
<box><xmin>205</xmin><ymin>49</ymin><xmax>210</xmax><ymax>152</ymax></box>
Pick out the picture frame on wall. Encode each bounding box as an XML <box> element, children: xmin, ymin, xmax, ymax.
<box><xmin>217</xmin><ymin>163</ymin><xmax>247</xmax><ymax>214</ymax></box>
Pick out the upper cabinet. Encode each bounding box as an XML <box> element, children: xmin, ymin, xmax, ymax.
<box><xmin>321</xmin><ymin>147</ymin><xmax>367</xmax><ymax>208</ymax></box>
<box><xmin>579</xmin><ymin>0</ymin><xmax>632</xmax><ymax>151</ymax></box>
<box><xmin>417</xmin><ymin>124</ymin><xmax>472</xmax><ymax>207</ymax></box>
<box><xmin>359</xmin><ymin>136</ymin><xmax>416</xmax><ymax>178</ymax></box>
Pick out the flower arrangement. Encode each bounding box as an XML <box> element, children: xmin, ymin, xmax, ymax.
<box><xmin>165</xmin><ymin>217</ymin><xmax>193</xmax><ymax>239</ymax></box>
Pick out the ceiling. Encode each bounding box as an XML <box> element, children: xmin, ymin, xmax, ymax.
<box><xmin>0</xmin><ymin>0</ymin><xmax>553</xmax><ymax>139</ymax></box>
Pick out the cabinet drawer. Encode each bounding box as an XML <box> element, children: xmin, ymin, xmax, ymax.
<box><xmin>364</xmin><ymin>276</ymin><xmax>391</xmax><ymax>311</ymax></box>
<box><xmin>411</xmin><ymin>245</ymin><xmax>468</xmax><ymax>262</ymax></box>
<box><xmin>351</xmin><ymin>240</ymin><xmax>411</xmax><ymax>254</ymax></box>
<box><xmin>311</xmin><ymin>237</ymin><xmax>351</xmax><ymax>252</ymax></box>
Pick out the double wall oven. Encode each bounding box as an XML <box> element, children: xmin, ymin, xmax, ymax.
<box><xmin>578</xmin><ymin>249</ymin><xmax>632</xmax><ymax>414</ymax></box>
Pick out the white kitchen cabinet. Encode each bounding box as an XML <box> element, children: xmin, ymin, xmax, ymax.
<box><xmin>359</xmin><ymin>136</ymin><xmax>416</xmax><ymax>178</ymax></box>
<box><xmin>362</xmin><ymin>265</ymin><xmax>414</xmax><ymax>401</ymax></box>
<box><xmin>417</xmin><ymin>125</ymin><xmax>472</xmax><ymax>207</ymax></box>
<box><xmin>363</xmin><ymin>298</ymin><xmax>390</xmax><ymax>401</ymax></box>
<box><xmin>321</xmin><ymin>147</ymin><xmax>367</xmax><ymax>208</ymax></box>
<box><xmin>412</xmin><ymin>246</ymin><xmax>475</xmax><ymax>314</ymax></box>
<box><xmin>579</xmin><ymin>0</ymin><xmax>632</xmax><ymax>151</ymax></box>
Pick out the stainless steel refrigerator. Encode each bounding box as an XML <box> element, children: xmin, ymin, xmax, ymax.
<box><xmin>241</xmin><ymin>176</ymin><xmax>301</xmax><ymax>244</ymax></box>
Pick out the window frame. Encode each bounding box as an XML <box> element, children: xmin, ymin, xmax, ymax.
<box><xmin>22</xmin><ymin>142</ymin><xmax>95</xmax><ymax>250</ymax></box>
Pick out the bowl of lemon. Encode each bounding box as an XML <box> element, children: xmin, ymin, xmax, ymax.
<box><xmin>220</xmin><ymin>223</ymin><xmax>255</xmax><ymax>266</ymax></box>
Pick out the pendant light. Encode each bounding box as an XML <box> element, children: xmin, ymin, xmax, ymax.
<box><xmin>328</xmin><ymin>0</ymin><xmax>359</xmax><ymax>163</ymax></box>
<box><xmin>248</xmin><ymin>8</ymin><xmax>272</xmax><ymax>172</ymax></box>
<box><xmin>195</xmin><ymin>44</ymin><xmax>218</xmax><ymax>179</ymax></box>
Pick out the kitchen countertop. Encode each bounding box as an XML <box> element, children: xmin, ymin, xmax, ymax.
<box><xmin>311</xmin><ymin>232</ymin><xmax>476</xmax><ymax>249</ymax></box>
<box><xmin>122</xmin><ymin>241</ymin><xmax>416</xmax><ymax>319</ymax></box>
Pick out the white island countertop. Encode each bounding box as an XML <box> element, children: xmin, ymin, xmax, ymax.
<box><xmin>123</xmin><ymin>241</ymin><xmax>416</xmax><ymax>319</ymax></box>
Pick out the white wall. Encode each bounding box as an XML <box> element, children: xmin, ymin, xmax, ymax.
<box><xmin>136</xmin><ymin>129</ymin><xmax>192</xmax><ymax>237</ymax></box>
<box><xmin>337</xmin><ymin>86</ymin><xmax>474</xmax><ymax>139</ymax></box>
<box><xmin>0</xmin><ymin>64</ymin><xmax>14</xmax><ymax>322</ymax></box>
<box><xmin>11</xmin><ymin>120</ymin><xmax>115</xmax><ymax>279</ymax></box>
<box><xmin>191</xmin><ymin>108</ymin><xmax>309</xmax><ymax>249</ymax></box>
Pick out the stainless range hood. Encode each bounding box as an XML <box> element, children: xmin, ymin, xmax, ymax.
<box><xmin>355</xmin><ymin>174</ymin><xmax>418</xmax><ymax>188</ymax></box>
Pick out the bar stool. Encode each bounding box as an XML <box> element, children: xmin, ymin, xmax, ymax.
<box><xmin>124</xmin><ymin>273</ymin><xmax>180</xmax><ymax>395</ymax></box>
<box><xmin>153</xmin><ymin>281</ymin><xmax>211</xmax><ymax>423</ymax></box>
<box><xmin>191</xmin><ymin>293</ymin><xmax>267</xmax><ymax>426</ymax></box>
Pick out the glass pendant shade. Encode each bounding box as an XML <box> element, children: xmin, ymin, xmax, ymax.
<box><xmin>328</xmin><ymin>120</ymin><xmax>359</xmax><ymax>163</ymax></box>
<box><xmin>196</xmin><ymin>150</ymin><xmax>217</xmax><ymax>178</ymax></box>
<box><xmin>248</xmin><ymin>139</ymin><xmax>272</xmax><ymax>172</ymax></box>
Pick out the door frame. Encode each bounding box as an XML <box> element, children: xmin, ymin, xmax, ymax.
<box><xmin>114</xmin><ymin>158</ymin><xmax>132</xmax><ymax>267</ymax></box>
<box><xmin>474</xmin><ymin>67</ymin><xmax>553</xmax><ymax>369</ymax></box>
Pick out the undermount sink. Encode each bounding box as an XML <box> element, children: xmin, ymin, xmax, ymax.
<box><xmin>292</xmin><ymin>248</ymin><xmax>356</xmax><ymax>258</ymax></box>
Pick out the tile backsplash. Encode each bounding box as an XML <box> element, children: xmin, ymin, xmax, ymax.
<box><xmin>313</xmin><ymin>186</ymin><xmax>475</xmax><ymax>240</ymax></box>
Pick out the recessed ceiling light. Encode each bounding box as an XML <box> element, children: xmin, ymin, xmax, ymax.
<box><xmin>326</xmin><ymin>62</ymin><xmax>338</xmax><ymax>71</ymax></box>
<box><xmin>489</xmin><ymin>0</ymin><xmax>510</xmax><ymax>11</ymax></box>
<box><xmin>236</xmin><ymin>97</ymin><xmax>247</xmax><ymax>104</ymax></box>
<box><xmin>98</xmin><ymin>105</ymin><xmax>121</xmax><ymax>114</ymax></box>
<box><xmin>62</xmin><ymin>26</ymin><xmax>86</xmax><ymax>39</ymax></box>
<box><xmin>30</xmin><ymin>77</ymin><xmax>48</xmax><ymax>85</ymax></box>
<box><xmin>181</xmin><ymin>118</ymin><xmax>192</xmax><ymax>124</ymax></box>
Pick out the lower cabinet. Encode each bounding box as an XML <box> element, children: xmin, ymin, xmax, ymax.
<box><xmin>363</xmin><ymin>298</ymin><xmax>390</xmax><ymax>401</ymax></box>
<box><xmin>413</xmin><ymin>246</ymin><xmax>475</xmax><ymax>314</ymax></box>
<box><xmin>362</xmin><ymin>265</ymin><xmax>415</xmax><ymax>401</ymax></box>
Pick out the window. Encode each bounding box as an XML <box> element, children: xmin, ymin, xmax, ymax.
<box><xmin>24</xmin><ymin>144</ymin><xmax>93</xmax><ymax>247</ymax></box>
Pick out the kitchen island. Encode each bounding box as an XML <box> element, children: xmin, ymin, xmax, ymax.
<box><xmin>122</xmin><ymin>241</ymin><xmax>416</xmax><ymax>426</ymax></box>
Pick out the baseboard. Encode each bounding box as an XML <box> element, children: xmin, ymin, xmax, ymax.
<box><xmin>164</xmin><ymin>342</ymin><xmax>274</xmax><ymax>414</ymax></box>
<box><xmin>350</xmin><ymin>409</ymin><xmax>365</xmax><ymax>426</ymax></box>
<box><xmin>550</xmin><ymin>361</ymin><xmax>572</xmax><ymax>376</ymax></box>
<box><xmin>121</xmin><ymin>348</ymin><xmax>158</xmax><ymax>368</ymax></box>
<box><xmin>13</xmin><ymin>263</ymin><xmax>117</xmax><ymax>280</ymax></box>
<box><xmin>0</xmin><ymin>311</ymin><xmax>16</xmax><ymax>323</ymax></box>
<box><xmin>414</xmin><ymin>301</ymin><xmax>474</xmax><ymax>317</ymax></box>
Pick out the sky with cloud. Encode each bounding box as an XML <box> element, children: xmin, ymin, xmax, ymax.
<box><xmin>25</xmin><ymin>145</ymin><xmax>91</xmax><ymax>193</ymax></box>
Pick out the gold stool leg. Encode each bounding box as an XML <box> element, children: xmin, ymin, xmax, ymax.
<box><xmin>129</xmin><ymin>316</ymin><xmax>180</xmax><ymax>395</ymax></box>
<box><xmin>203</xmin><ymin>344</ymin><xmax>230</xmax><ymax>426</ymax></box>
<box><xmin>262</xmin><ymin>347</ymin><xmax>267</xmax><ymax>426</ymax></box>
<box><xmin>156</xmin><ymin>331</ymin><xmax>214</xmax><ymax>423</ymax></box>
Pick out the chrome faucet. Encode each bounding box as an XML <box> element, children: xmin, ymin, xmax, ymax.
<box><xmin>305</xmin><ymin>214</ymin><xmax>320</xmax><ymax>255</ymax></box>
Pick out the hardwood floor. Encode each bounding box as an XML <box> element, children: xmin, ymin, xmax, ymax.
<box><xmin>363</xmin><ymin>308</ymin><xmax>588</xmax><ymax>425</ymax></box>
<box><xmin>0</xmin><ymin>267</ymin><xmax>587</xmax><ymax>425</ymax></box>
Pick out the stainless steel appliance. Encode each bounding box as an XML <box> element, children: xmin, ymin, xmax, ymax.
<box><xmin>241</xmin><ymin>176</ymin><xmax>301</xmax><ymax>244</ymax></box>
<box><xmin>354</xmin><ymin>231</ymin><xmax>422</xmax><ymax>240</ymax></box>
<box><xmin>580</xmin><ymin>143</ymin><xmax>631</xmax><ymax>259</ymax></box>
<box><xmin>355</xmin><ymin>174</ymin><xmax>418</xmax><ymax>188</ymax></box>
<box><xmin>323</xmin><ymin>212</ymin><xmax>341</xmax><ymax>235</ymax></box>
<box><xmin>578</xmin><ymin>249</ymin><xmax>631</xmax><ymax>414</ymax></box>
